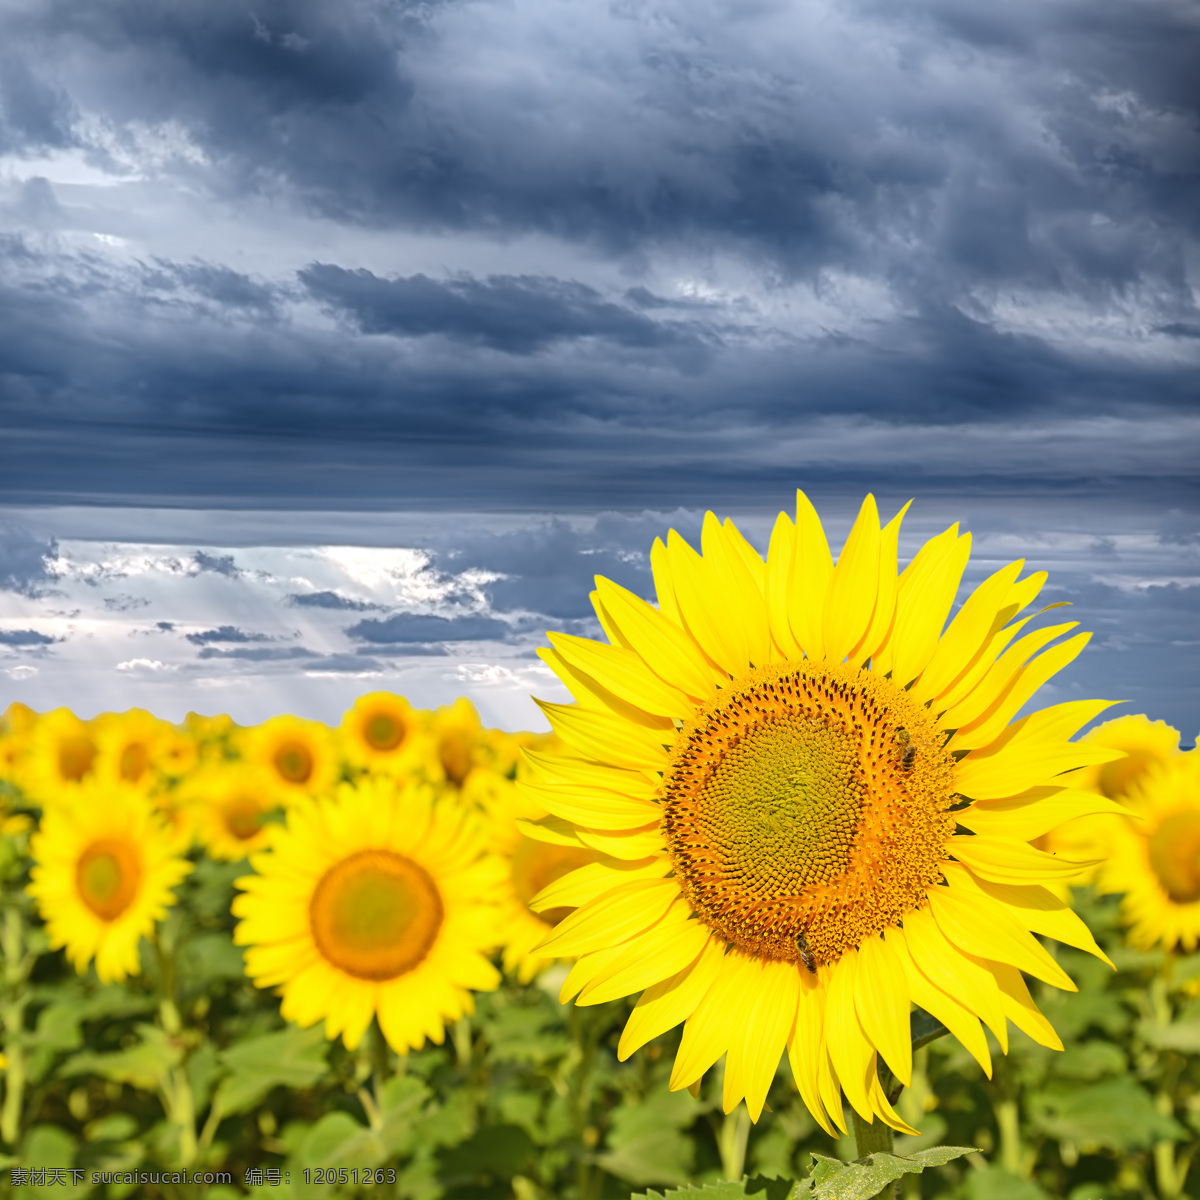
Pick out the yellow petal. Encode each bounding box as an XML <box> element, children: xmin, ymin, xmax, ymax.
<box><xmin>728</xmin><ymin>958</ymin><xmax>801</xmax><ymax>1121</ymax></box>
<box><xmin>788</xmin><ymin>489</ymin><xmax>834</xmax><ymax>659</ymax></box>
<box><xmin>560</xmin><ymin>944</ymin><xmax>629</xmax><ymax>1003</ymax></box>
<box><xmin>855</xmin><ymin>501</ymin><xmax>910</xmax><ymax>663</ymax></box>
<box><xmin>518</xmin><ymin>779</ymin><xmax>661</xmax><ymax>831</ymax></box>
<box><xmin>911</xmin><ymin>560</ymin><xmax>1024</xmax><ymax>704</ymax></box>
<box><xmin>867</xmin><ymin>1068</ymin><xmax>920</xmax><ymax>1136</ymax></box>
<box><xmin>668</xmin><ymin>525</ymin><xmax>746</xmax><ymax>677</ymax></box>
<box><xmin>705</xmin><ymin>516</ymin><xmax>771</xmax><ymax>668</ymax></box>
<box><xmin>787</xmin><ymin>969</ymin><xmax>840</xmax><ymax>1135</ymax></box>
<box><xmin>546</xmin><ymin>633</ymin><xmax>694</xmax><ymax>719</ymax></box>
<box><xmin>854</xmin><ymin>932</ymin><xmax>912</xmax><ymax>1087</ymax></box>
<box><xmin>574</xmin><ymin>823</ymin><xmax>664</xmax><ymax>860</ymax></box>
<box><xmin>671</xmin><ymin>951</ymin><xmax>758</xmax><ymax>1090</ymax></box>
<box><xmin>926</xmin><ymin>882</ymin><xmax>1076</xmax><ymax>992</ymax></box>
<box><xmin>990</xmin><ymin>961</ymin><xmax>1064</xmax><ymax>1051</ymax></box>
<box><xmin>890</xmin><ymin>531</ymin><xmax>971</xmax><ymax>687</ymax></box>
<box><xmin>823</xmin><ymin>495</ymin><xmax>881</xmax><ymax>664</ymax></box>
<box><xmin>579</xmin><ymin>902</ymin><xmax>711</xmax><ymax>1004</ymax></box>
<box><xmin>888</xmin><ymin>926</ymin><xmax>991</xmax><ymax>1077</ymax></box>
<box><xmin>955</xmin><ymin>738</ymin><xmax>1124</xmax><ymax>801</ymax></box>
<box><xmin>948</xmin><ymin>834</ymin><xmax>1098</xmax><ymax>884</ymax></box>
<box><xmin>618</xmin><ymin>935</ymin><xmax>724</xmax><ymax>1059</ymax></box>
<box><xmin>901</xmin><ymin>905</ymin><xmax>1007</xmax><ymax>1050</ymax></box>
<box><xmin>535</xmin><ymin>699</ymin><xmax>670</xmax><ymax>769</ymax></box>
<box><xmin>530</xmin><ymin>857</ymin><xmax>669</xmax><ymax>913</ymax></box>
<box><xmin>723</xmin><ymin>518</ymin><xmax>767</xmax><ymax>592</ymax></box>
<box><xmin>823</xmin><ymin>949</ymin><xmax>875</xmax><ymax>1121</ymax></box>
<box><xmin>650</xmin><ymin>536</ymin><xmax>684</xmax><ymax>627</ymax></box>
<box><xmin>521</xmin><ymin>748</ymin><xmax>659</xmax><ymax>798</ymax></box>
<box><xmin>538</xmin><ymin>877</ymin><xmax>680</xmax><ymax>957</ymax></box>
<box><xmin>766</xmin><ymin>512</ymin><xmax>803</xmax><ymax>659</ymax></box>
<box><xmin>946</xmin><ymin>865</ymin><xmax>1113</xmax><ymax>967</ymax></box>
<box><xmin>594</xmin><ymin>576</ymin><xmax>721</xmax><ymax>700</ymax></box>
<box><xmin>956</xmin><ymin>786</ymin><xmax>1132</xmax><ymax>842</ymax></box>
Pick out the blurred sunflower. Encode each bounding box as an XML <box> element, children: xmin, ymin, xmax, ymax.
<box><xmin>469</xmin><ymin>767</ymin><xmax>605</xmax><ymax>983</ymax></box>
<box><xmin>233</xmin><ymin>777</ymin><xmax>503</xmax><ymax>1054</ymax></box>
<box><xmin>339</xmin><ymin>692</ymin><xmax>432</xmax><ymax>778</ymax></box>
<box><xmin>27</xmin><ymin>781</ymin><xmax>192</xmax><ymax>982</ymax></box>
<box><xmin>523</xmin><ymin>491</ymin><xmax>1125</xmax><ymax>1132</ymax></box>
<box><xmin>21</xmin><ymin>708</ymin><xmax>101</xmax><ymax>806</ymax></box>
<box><xmin>238</xmin><ymin>714</ymin><xmax>340</xmax><ymax>800</ymax></box>
<box><xmin>1096</xmin><ymin>751</ymin><xmax>1200</xmax><ymax>951</ymax></box>
<box><xmin>180</xmin><ymin>765</ymin><xmax>283</xmax><ymax>861</ymax></box>
<box><xmin>92</xmin><ymin>708</ymin><xmax>173</xmax><ymax>791</ymax></box>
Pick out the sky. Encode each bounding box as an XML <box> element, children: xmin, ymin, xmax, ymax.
<box><xmin>0</xmin><ymin>0</ymin><xmax>1197</xmax><ymax>738</ymax></box>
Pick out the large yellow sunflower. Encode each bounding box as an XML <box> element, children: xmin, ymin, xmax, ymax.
<box><xmin>237</xmin><ymin>714</ymin><xmax>341</xmax><ymax>801</ymax></box>
<box><xmin>92</xmin><ymin>708</ymin><xmax>174</xmax><ymax>792</ymax></box>
<box><xmin>1095</xmin><ymin>751</ymin><xmax>1200</xmax><ymax>950</ymax></box>
<box><xmin>233</xmin><ymin>777</ymin><xmax>503</xmax><ymax>1054</ymax></box>
<box><xmin>27</xmin><ymin>781</ymin><xmax>192</xmax><ymax>983</ymax></box>
<box><xmin>522</xmin><ymin>492</ymin><xmax>1127</xmax><ymax>1134</ymax></box>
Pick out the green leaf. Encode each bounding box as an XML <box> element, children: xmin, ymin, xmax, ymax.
<box><xmin>805</xmin><ymin>1148</ymin><xmax>979</xmax><ymax>1199</ymax></box>
<box><xmin>84</xmin><ymin>1112</ymin><xmax>139</xmax><ymax>1142</ymax></box>
<box><xmin>176</xmin><ymin>932</ymin><xmax>247</xmax><ymax>992</ymax></box>
<box><xmin>17</xmin><ymin>1126</ymin><xmax>88</xmax><ymax>1199</ymax></box>
<box><xmin>1029</xmin><ymin>1078</ymin><xmax>1185</xmax><ymax>1151</ymax></box>
<box><xmin>209</xmin><ymin>1023</ymin><xmax>329</xmax><ymax>1119</ymax></box>
<box><xmin>631</xmin><ymin>1178</ymin><xmax>801</xmax><ymax>1200</ymax></box>
<box><xmin>598</xmin><ymin>1088</ymin><xmax>699</xmax><ymax>1185</ymax></box>
<box><xmin>1050</xmin><ymin>1040</ymin><xmax>1127</xmax><ymax>1080</ymax></box>
<box><xmin>1138</xmin><ymin>1018</ymin><xmax>1200</xmax><ymax>1052</ymax></box>
<box><xmin>964</xmin><ymin>1169</ymin><xmax>1052</xmax><ymax>1199</ymax></box>
<box><xmin>59</xmin><ymin>1023</ymin><xmax>181</xmax><ymax>1091</ymax></box>
<box><xmin>435</xmin><ymin>1123</ymin><xmax>535</xmax><ymax>1185</ymax></box>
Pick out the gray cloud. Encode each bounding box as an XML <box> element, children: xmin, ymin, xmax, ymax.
<box><xmin>196</xmin><ymin>645</ymin><xmax>317</xmax><ymax>661</ymax></box>
<box><xmin>286</xmin><ymin>590</ymin><xmax>380</xmax><ymax>611</ymax></box>
<box><xmin>346</xmin><ymin>612</ymin><xmax>511</xmax><ymax>644</ymax></box>
<box><xmin>191</xmin><ymin>552</ymin><xmax>241</xmax><ymax>577</ymax></box>
<box><xmin>0</xmin><ymin>629</ymin><xmax>56</xmax><ymax>646</ymax></box>
<box><xmin>0</xmin><ymin>524</ymin><xmax>58</xmax><ymax>595</ymax></box>
<box><xmin>185</xmin><ymin>625</ymin><xmax>269</xmax><ymax>645</ymax></box>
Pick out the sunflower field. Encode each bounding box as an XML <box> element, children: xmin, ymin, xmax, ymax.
<box><xmin>1</xmin><ymin>493</ymin><xmax>1199</xmax><ymax>1200</ymax></box>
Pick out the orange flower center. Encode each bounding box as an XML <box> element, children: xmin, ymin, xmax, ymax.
<box><xmin>1147</xmin><ymin>811</ymin><xmax>1200</xmax><ymax>904</ymax></box>
<box><xmin>221</xmin><ymin>795</ymin><xmax>266</xmax><ymax>841</ymax></box>
<box><xmin>439</xmin><ymin>731</ymin><xmax>473</xmax><ymax>787</ymax></box>
<box><xmin>661</xmin><ymin>660</ymin><xmax>956</xmax><ymax>967</ymax></box>
<box><xmin>364</xmin><ymin>712</ymin><xmax>406</xmax><ymax>751</ymax></box>
<box><xmin>59</xmin><ymin>735</ymin><xmax>97</xmax><ymax>782</ymax></box>
<box><xmin>119</xmin><ymin>742</ymin><xmax>151</xmax><ymax>781</ymax></box>
<box><xmin>76</xmin><ymin>837</ymin><xmax>142</xmax><ymax>921</ymax></box>
<box><xmin>309</xmin><ymin>849</ymin><xmax>443</xmax><ymax>980</ymax></box>
<box><xmin>274</xmin><ymin>741</ymin><xmax>313</xmax><ymax>784</ymax></box>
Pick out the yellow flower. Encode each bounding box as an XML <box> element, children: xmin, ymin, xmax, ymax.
<box><xmin>338</xmin><ymin>692</ymin><xmax>433</xmax><ymax>778</ymax></box>
<box><xmin>92</xmin><ymin>708</ymin><xmax>174</xmax><ymax>791</ymax></box>
<box><xmin>179</xmin><ymin>765</ymin><xmax>283</xmax><ymax>861</ymax></box>
<box><xmin>21</xmin><ymin>708</ymin><xmax>101</xmax><ymax>806</ymax></box>
<box><xmin>1080</xmin><ymin>714</ymin><xmax>1182</xmax><ymax>801</ymax></box>
<box><xmin>523</xmin><ymin>492</ymin><xmax>1124</xmax><ymax>1133</ymax></box>
<box><xmin>1095</xmin><ymin>751</ymin><xmax>1200</xmax><ymax>951</ymax></box>
<box><xmin>469</xmin><ymin>767</ymin><xmax>603</xmax><ymax>983</ymax></box>
<box><xmin>233</xmin><ymin>777</ymin><xmax>503</xmax><ymax>1053</ymax></box>
<box><xmin>238</xmin><ymin>714</ymin><xmax>340</xmax><ymax>800</ymax></box>
<box><xmin>27</xmin><ymin>781</ymin><xmax>192</xmax><ymax>982</ymax></box>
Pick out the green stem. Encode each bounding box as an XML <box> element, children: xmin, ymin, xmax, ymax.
<box><xmin>852</xmin><ymin>1110</ymin><xmax>896</xmax><ymax>1198</ymax></box>
<box><xmin>568</xmin><ymin>1006</ymin><xmax>603</xmax><ymax>1200</ymax></box>
<box><xmin>154</xmin><ymin>929</ymin><xmax>197</xmax><ymax>1167</ymax></box>
<box><xmin>995</xmin><ymin>1099</ymin><xmax>1022</xmax><ymax>1177</ymax></box>
<box><xmin>1</xmin><ymin>905</ymin><xmax>28</xmax><ymax>1148</ymax></box>
<box><xmin>717</xmin><ymin>1103</ymin><xmax>752</xmax><ymax>1182</ymax></box>
<box><xmin>1151</xmin><ymin>957</ymin><xmax>1181</xmax><ymax>1198</ymax></box>
<box><xmin>370</xmin><ymin>1017</ymin><xmax>391</xmax><ymax>1116</ymax></box>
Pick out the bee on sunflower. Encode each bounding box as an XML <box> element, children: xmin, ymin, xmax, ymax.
<box><xmin>521</xmin><ymin>491</ymin><xmax>1126</xmax><ymax>1134</ymax></box>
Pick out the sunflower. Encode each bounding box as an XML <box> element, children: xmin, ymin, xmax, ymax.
<box><xmin>338</xmin><ymin>692</ymin><xmax>433</xmax><ymax>778</ymax></box>
<box><xmin>92</xmin><ymin>708</ymin><xmax>173</xmax><ymax>791</ymax></box>
<box><xmin>238</xmin><ymin>714</ymin><xmax>340</xmax><ymax>801</ymax></box>
<box><xmin>27</xmin><ymin>781</ymin><xmax>192</xmax><ymax>983</ymax></box>
<box><xmin>21</xmin><ymin>708</ymin><xmax>101</xmax><ymax>807</ymax></box>
<box><xmin>233</xmin><ymin>776</ymin><xmax>503</xmax><ymax>1054</ymax></box>
<box><xmin>469</xmin><ymin>766</ymin><xmax>606</xmax><ymax>983</ymax></box>
<box><xmin>1094</xmin><ymin>751</ymin><xmax>1200</xmax><ymax>951</ymax></box>
<box><xmin>180</xmin><ymin>765</ymin><xmax>283</xmax><ymax>861</ymax></box>
<box><xmin>522</xmin><ymin>492</ymin><xmax>1126</xmax><ymax>1133</ymax></box>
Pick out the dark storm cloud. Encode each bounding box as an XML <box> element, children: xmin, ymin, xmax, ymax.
<box><xmin>286</xmin><ymin>590</ymin><xmax>380</xmax><ymax>611</ymax></box>
<box><xmin>300</xmin><ymin>265</ymin><xmax>716</xmax><ymax>358</ymax></box>
<box><xmin>351</xmin><ymin>643</ymin><xmax>449</xmax><ymax>658</ymax></box>
<box><xmin>185</xmin><ymin>625</ymin><xmax>269</xmax><ymax>645</ymax></box>
<box><xmin>0</xmin><ymin>525</ymin><xmax>58</xmax><ymax>595</ymax></box>
<box><xmin>426</xmin><ymin>511</ymin><xmax>704</xmax><ymax>619</ymax></box>
<box><xmin>0</xmin><ymin>629</ymin><xmax>56</xmax><ymax>646</ymax></box>
<box><xmin>346</xmin><ymin>613</ymin><xmax>511</xmax><ymax>644</ymax></box>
